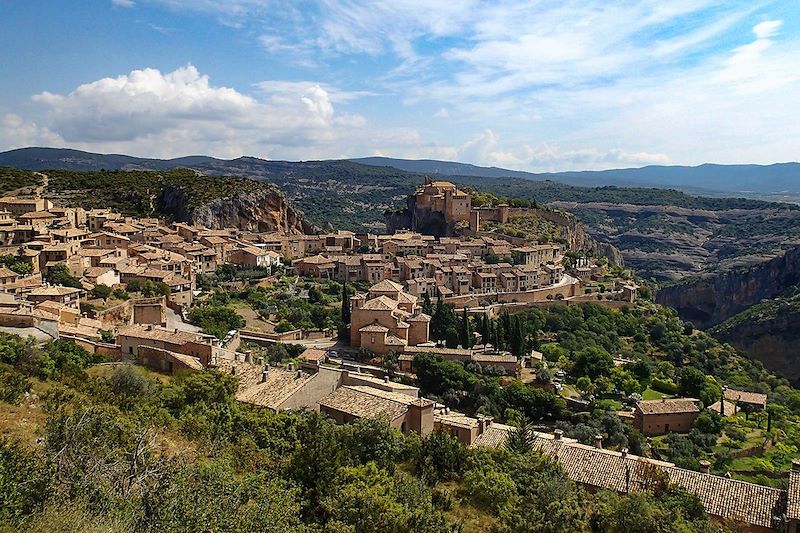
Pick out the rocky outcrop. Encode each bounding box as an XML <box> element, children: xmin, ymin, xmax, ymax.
<box><xmin>158</xmin><ymin>185</ymin><xmax>315</xmax><ymax>234</ymax></box>
<box><xmin>656</xmin><ymin>246</ymin><xmax>800</xmax><ymax>328</ymax></box>
<box><xmin>712</xmin><ymin>307</ymin><xmax>800</xmax><ymax>381</ymax></box>
<box><xmin>533</xmin><ymin>208</ymin><xmax>624</xmax><ymax>265</ymax></box>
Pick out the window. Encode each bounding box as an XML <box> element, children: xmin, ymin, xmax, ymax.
<box><xmin>371</xmin><ymin>336</ymin><xmax>375</xmax><ymax>344</ymax></box>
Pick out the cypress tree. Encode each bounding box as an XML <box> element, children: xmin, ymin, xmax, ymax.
<box><xmin>341</xmin><ymin>283</ymin><xmax>351</xmax><ymax>325</ymax></box>
<box><xmin>460</xmin><ymin>308</ymin><xmax>473</xmax><ymax>349</ymax></box>
<box><xmin>481</xmin><ymin>314</ymin><xmax>489</xmax><ymax>345</ymax></box>
<box><xmin>422</xmin><ymin>291</ymin><xmax>433</xmax><ymax>316</ymax></box>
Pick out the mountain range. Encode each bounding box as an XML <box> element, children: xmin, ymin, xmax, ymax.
<box><xmin>2</xmin><ymin>147</ymin><xmax>800</xmax><ymax>201</ymax></box>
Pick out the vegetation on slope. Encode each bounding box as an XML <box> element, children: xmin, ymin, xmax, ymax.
<box><xmin>0</xmin><ymin>167</ymin><xmax>41</xmax><ymax>194</ymax></box>
<box><xmin>411</xmin><ymin>301</ymin><xmax>800</xmax><ymax>486</ymax></box>
<box><xmin>44</xmin><ymin>168</ymin><xmax>272</xmax><ymax>218</ymax></box>
<box><xmin>0</xmin><ymin>330</ymin><xmax>730</xmax><ymax>533</ymax></box>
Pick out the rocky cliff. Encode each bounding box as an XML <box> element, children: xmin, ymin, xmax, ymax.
<box><xmin>158</xmin><ymin>185</ymin><xmax>315</xmax><ymax>234</ymax></box>
<box><xmin>532</xmin><ymin>208</ymin><xmax>624</xmax><ymax>265</ymax></box>
<box><xmin>711</xmin><ymin>302</ymin><xmax>800</xmax><ymax>381</ymax></box>
<box><xmin>656</xmin><ymin>246</ymin><xmax>800</xmax><ymax>328</ymax></box>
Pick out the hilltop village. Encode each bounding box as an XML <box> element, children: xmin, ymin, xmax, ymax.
<box><xmin>3</xmin><ymin>177</ymin><xmax>800</xmax><ymax>532</ymax></box>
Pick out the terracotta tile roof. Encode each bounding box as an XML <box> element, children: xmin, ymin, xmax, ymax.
<box><xmin>477</xmin><ymin>431</ymin><xmax>786</xmax><ymax>530</ymax></box>
<box><xmin>471</xmin><ymin>423</ymin><xmax>516</xmax><ymax>447</ymax></box>
<box><xmin>435</xmin><ymin>411</ymin><xmax>479</xmax><ymax>430</ymax></box>
<box><xmin>636</xmin><ymin>398</ymin><xmax>699</xmax><ymax>415</ymax></box>
<box><xmin>214</xmin><ymin>358</ymin><xmax>314</xmax><ymax>410</ymax></box>
<box><xmin>707</xmin><ymin>400</ymin><xmax>738</xmax><ymax>416</ymax></box>
<box><xmin>359</xmin><ymin>323</ymin><xmax>389</xmax><ymax>333</ymax></box>
<box><xmin>299</xmin><ymin>348</ymin><xmax>327</xmax><ymax>363</ymax></box>
<box><xmin>360</xmin><ymin>296</ymin><xmax>399</xmax><ymax>311</ymax></box>
<box><xmin>788</xmin><ymin>469</ymin><xmax>800</xmax><ymax>520</ymax></box>
<box><xmin>384</xmin><ymin>334</ymin><xmax>407</xmax><ymax>346</ymax></box>
<box><xmin>28</xmin><ymin>286</ymin><xmax>80</xmax><ymax>296</ymax></box>
<box><xmin>472</xmin><ymin>354</ymin><xmax>517</xmax><ymax>364</ymax></box>
<box><xmin>724</xmin><ymin>388</ymin><xmax>768</xmax><ymax>407</ymax></box>
<box><xmin>0</xmin><ymin>267</ymin><xmax>18</xmax><ymax>278</ymax></box>
<box><xmin>117</xmin><ymin>324</ymin><xmax>210</xmax><ymax>345</ymax></box>
<box><xmin>666</xmin><ymin>466</ymin><xmax>785</xmax><ymax>528</ymax></box>
<box><xmin>319</xmin><ymin>385</ymin><xmax>409</xmax><ymax>421</ymax></box>
<box><xmin>406</xmin><ymin>313</ymin><xmax>431</xmax><ymax>322</ymax></box>
<box><xmin>369</xmin><ymin>279</ymin><xmax>404</xmax><ymax>292</ymax></box>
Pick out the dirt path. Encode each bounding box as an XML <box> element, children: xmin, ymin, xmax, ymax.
<box><xmin>33</xmin><ymin>172</ymin><xmax>48</xmax><ymax>197</ymax></box>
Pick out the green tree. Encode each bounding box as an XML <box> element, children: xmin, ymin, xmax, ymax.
<box><xmin>44</xmin><ymin>264</ymin><xmax>82</xmax><ymax>288</ymax></box>
<box><xmin>460</xmin><ymin>308</ymin><xmax>473</xmax><ymax>349</ymax></box>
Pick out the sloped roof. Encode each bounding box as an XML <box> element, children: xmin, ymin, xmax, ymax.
<box><xmin>474</xmin><ymin>434</ymin><xmax>787</xmax><ymax>531</ymax></box>
<box><xmin>636</xmin><ymin>398</ymin><xmax>699</xmax><ymax>415</ymax></box>
<box><xmin>369</xmin><ymin>279</ymin><xmax>404</xmax><ymax>293</ymax></box>
<box><xmin>319</xmin><ymin>385</ymin><xmax>409</xmax><ymax>421</ymax></box>
<box><xmin>214</xmin><ymin>358</ymin><xmax>314</xmax><ymax>409</ymax></box>
<box><xmin>360</xmin><ymin>295</ymin><xmax>399</xmax><ymax>311</ymax></box>
<box><xmin>724</xmin><ymin>388</ymin><xmax>768</xmax><ymax>407</ymax></box>
<box><xmin>359</xmin><ymin>323</ymin><xmax>389</xmax><ymax>333</ymax></box>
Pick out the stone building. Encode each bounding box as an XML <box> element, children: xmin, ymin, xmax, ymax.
<box><xmin>319</xmin><ymin>385</ymin><xmax>434</xmax><ymax>436</ymax></box>
<box><xmin>633</xmin><ymin>398</ymin><xmax>699</xmax><ymax>436</ymax></box>
<box><xmin>414</xmin><ymin>178</ymin><xmax>471</xmax><ymax>224</ymax></box>
<box><xmin>349</xmin><ymin>279</ymin><xmax>430</xmax><ymax>354</ymax></box>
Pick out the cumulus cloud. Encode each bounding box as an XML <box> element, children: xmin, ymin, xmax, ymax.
<box><xmin>17</xmin><ymin>65</ymin><xmax>373</xmax><ymax>158</ymax></box>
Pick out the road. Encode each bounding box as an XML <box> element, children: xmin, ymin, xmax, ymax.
<box><xmin>165</xmin><ymin>307</ymin><xmax>201</xmax><ymax>333</ymax></box>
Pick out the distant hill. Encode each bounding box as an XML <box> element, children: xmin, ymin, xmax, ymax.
<box><xmin>352</xmin><ymin>156</ymin><xmax>800</xmax><ymax>200</ymax></box>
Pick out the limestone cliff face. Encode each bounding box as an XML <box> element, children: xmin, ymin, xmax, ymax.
<box><xmin>713</xmin><ymin>309</ymin><xmax>800</xmax><ymax>381</ymax></box>
<box><xmin>656</xmin><ymin>246</ymin><xmax>800</xmax><ymax>328</ymax></box>
<box><xmin>533</xmin><ymin>208</ymin><xmax>624</xmax><ymax>265</ymax></box>
<box><xmin>158</xmin><ymin>185</ymin><xmax>315</xmax><ymax>234</ymax></box>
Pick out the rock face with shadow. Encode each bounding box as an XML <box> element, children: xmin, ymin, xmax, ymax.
<box><xmin>159</xmin><ymin>185</ymin><xmax>315</xmax><ymax>234</ymax></box>
<box><xmin>657</xmin><ymin>246</ymin><xmax>800</xmax><ymax>329</ymax></box>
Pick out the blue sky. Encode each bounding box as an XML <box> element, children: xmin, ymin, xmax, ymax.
<box><xmin>1</xmin><ymin>0</ymin><xmax>799</xmax><ymax>171</ymax></box>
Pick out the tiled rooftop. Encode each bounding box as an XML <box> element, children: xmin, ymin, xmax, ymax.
<box><xmin>636</xmin><ymin>398</ymin><xmax>699</xmax><ymax>415</ymax></box>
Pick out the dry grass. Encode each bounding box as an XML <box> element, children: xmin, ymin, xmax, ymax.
<box><xmin>0</xmin><ymin>379</ymin><xmax>53</xmax><ymax>446</ymax></box>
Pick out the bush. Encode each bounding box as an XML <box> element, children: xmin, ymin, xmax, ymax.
<box><xmin>91</xmin><ymin>284</ymin><xmax>113</xmax><ymax>299</ymax></box>
<box><xmin>462</xmin><ymin>467</ymin><xmax>517</xmax><ymax>512</ymax></box>
<box><xmin>275</xmin><ymin>320</ymin><xmax>295</xmax><ymax>333</ymax></box>
<box><xmin>650</xmin><ymin>377</ymin><xmax>679</xmax><ymax>395</ymax></box>
<box><xmin>187</xmin><ymin>305</ymin><xmax>245</xmax><ymax>339</ymax></box>
<box><xmin>0</xmin><ymin>365</ymin><xmax>30</xmax><ymax>403</ymax></box>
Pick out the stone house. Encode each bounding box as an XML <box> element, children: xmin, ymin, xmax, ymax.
<box><xmin>633</xmin><ymin>398</ymin><xmax>699</xmax><ymax>436</ymax></box>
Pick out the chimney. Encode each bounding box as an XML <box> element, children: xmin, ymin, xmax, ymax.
<box><xmin>174</xmin><ymin>328</ymin><xmax>178</xmax><ymax>333</ymax></box>
<box><xmin>554</xmin><ymin>429</ymin><xmax>563</xmax><ymax>440</ymax></box>
<box><xmin>288</xmin><ymin>362</ymin><xmax>295</xmax><ymax>371</ymax></box>
<box><xmin>384</xmin><ymin>376</ymin><xmax>390</xmax><ymax>383</ymax></box>
<box><xmin>477</xmin><ymin>415</ymin><xmax>486</xmax><ymax>434</ymax></box>
<box><xmin>296</xmin><ymin>370</ymin><xmax>303</xmax><ymax>379</ymax></box>
<box><xmin>485</xmin><ymin>416</ymin><xmax>493</xmax><ymax>428</ymax></box>
<box><xmin>699</xmin><ymin>460</ymin><xmax>711</xmax><ymax>474</ymax></box>
<box><xmin>231</xmin><ymin>365</ymin><xmax>236</xmax><ymax>376</ymax></box>
<box><xmin>234</xmin><ymin>352</ymin><xmax>239</xmax><ymax>361</ymax></box>
<box><xmin>244</xmin><ymin>351</ymin><xmax>253</xmax><ymax>364</ymax></box>
<box><xmin>261</xmin><ymin>370</ymin><xmax>268</xmax><ymax>383</ymax></box>
<box><xmin>621</xmin><ymin>448</ymin><xmax>628</xmax><ymax>458</ymax></box>
<box><xmin>594</xmin><ymin>434</ymin><xmax>603</xmax><ymax>449</ymax></box>
<box><xmin>444</xmin><ymin>407</ymin><xmax>450</xmax><ymax>415</ymax></box>
<box><xmin>257</xmin><ymin>356</ymin><xmax>264</xmax><ymax>366</ymax></box>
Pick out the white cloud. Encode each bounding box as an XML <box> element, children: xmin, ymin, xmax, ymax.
<box><xmin>433</xmin><ymin>108</ymin><xmax>449</xmax><ymax>118</ymax></box>
<box><xmin>14</xmin><ymin>65</ymin><xmax>377</xmax><ymax>159</ymax></box>
<box><xmin>112</xmin><ymin>0</ymin><xmax>135</xmax><ymax>7</ymax></box>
